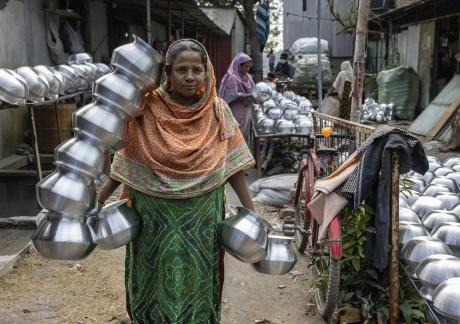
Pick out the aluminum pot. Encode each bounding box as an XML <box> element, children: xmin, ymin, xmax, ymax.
<box><xmin>68</xmin><ymin>52</ymin><xmax>93</xmax><ymax>65</ymax></box>
<box><xmin>260</xmin><ymin>118</ymin><xmax>275</xmax><ymax>134</ymax></box>
<box><xmin>432</xmin><ymin>277</ymin><xmax>460</xmax><ymax>321</ymax></box>
<box><xmin>298</xmin><ymin>101</ymin><xmax>312</xmax><ymax>115</ymax></box>
<box><xmin>429</xmin><ymin>162</ymin><xmax>442</xmax><ymax>172</ymax></box>
<box><xmin>111</xmin><ymin>35</ymin><xmax>164</xmax><ymax>92</ymax></box>
<box><xmin>434</xmin><ymin>167</ymin><xmax>454</xmax><ymax>177</ymax></box>
<box><xmin>423</xmin><ymin>184</ymin><xmax>452</xmax><ymax>197</ymax></box>
<box><xmin>95</xmin><ymin>199</ymin><xmax>141</xmax><ymax>250</ymax></box>
<box><xmin>432</xmin><ymin>222</ymin><xmax>460</xmax><ymax>257</ymax></box>
<box><xmin>407</xmin><ymin>177</ymin><xmax>426</xmax><ymax>193</ymax></box>
<box><xmin>423</xmin><ymin>171</ymin><xmax>436</xmax><ymax>184</ymax></box>
<box><xmin>401</xmin><ymin>236</ymin><xmax>452</xmax><ymax>277</ymax></box>
<box><xmin>431</xmin><ymin>177</ymin><xmax>459</xmax><ymax>193</ymax></box>
<box><xmin>267</xmin><ymin>106</ymin><xmax>282</xmax><ymax>120</ymax></box>
<box><xmin>51</xmin><ymin>69</ymin><xmax>69</xmax><ymax>95</ymax></box>
<box><xmin>451</xmin><ymin>204</ymin><xmax>460</xmax><ymax>218</ymax></box>
<box><xmin>295</xmin><ymin>118</ymin><xmax>313</xmax><ymax>134</ymax></box>
<box><xmin>422</xmin><ymin>211</ymin><xmax>458</xmax><ymax>232</ymax></box>
<box><xmin>454</xmin><ymin>164</ymin><xmax>460</xmax><ymax>172</ymax></box>
<box><xmin>252</xmin><ymin>82</ymin><xmax>272</xmax><ymax>104</ymax></box>
<box><xmin>16</xmin><ymin>66</ymin><xmax>48</xmax><ymax>103</ymax></box>
<box><xmin>427</xmin><ymin>156</ymin><xmax>441</xmax><ymax>164</ymax></box>
<box><xmin>71</xmin><ymin>64</ymin><xmax>91</xmax><ymax>90</ymax></box>
<box><xmin>219</xmin><ymin>206</ymin><xmax>269</xmax><ymax>263</ymax></box>
<box><xmin>415</xmin><ymin>255</ymin><xmax>460</xmax><ymax>301</ymax></box>
<box><xmin>411</xmin><ymin>196</ymin><xmax>443</xmax><ymax>218</ymax></box>
<box><xmin>73</xmin><ymin>100</ymin><xmax>129</xmax><ymax>151</ymax></box>
<box><xmin>32</xmin><ymin>211</ymin><xmax>96</xmax><ymax>260</ymax></box>
<box><xmin>276</xmin><ymin>119</ymin><xmax>295</xmax><ymax>134</ymax></box>
<box><xmin>34</xmin><ymin>65</ymin><xmax>60</xmax><ymax>99</ymax></box>
<box><xmin>399</xmin><ymin>221</ymin><xmax>428</xmax><ymax>248</ymax></box>
<box><xmin>400</xmin><ymin>190</ymin><xmax>420</xmax><ymax>205</ymax></box>
<box><xmin>443</xmin><ymin>157</ymin><xmax>460</xmax><ymax>168</ymax></box>
<box><xmin>435</xmin><ymin>193</ymin><xmax>460</xmax><ymax>210</ymax></box>
<box><xmin>399</xmin><ymin>198</ymin><xmax>409</xmax><ymax>209</ymax></box>
<box><xmin>445</xmin><ymin>172</ymin><xmax>460</xmax><ymax>187</ymax></box>
<box><xmin>55</xmin><ymin>65</ymin><xmax>80</xmax><ymax>93</ymax></box>
<box><xmin>252</xmin><ymin>234</ymin><xmax>297</xmax><ymax>275</ymax></box>
<box><xmin>93</xmin><ymin>72</ymin><xmax>144</xmax><ymax>118</ymax></box>
<box><xmin>0</xmin><ymin>69</ymin><xmax>28</xmax><ymax>105</ymax></box>
<box><xmin>95</xmin><ymin>63</ymin><xmax>112</xmax><ymax>75</ymax></box>
<box><xmin>36</xmin><ymin>167</ymin><xmax>97</xmax><ymax>213</ymax></box>
<box><xmin>399</xmin><ymin>207</ymin><xmax>421</xmax><ymax>224</ymax></box>
<box><xmin>54</xmin><ymin>135</ymin><xmax>110</xmax><ymax>182</ymax></box>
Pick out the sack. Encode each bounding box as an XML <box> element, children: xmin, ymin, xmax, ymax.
<box><xmin>290</xmin><ymin>37</ymin><xmax>329</xmax><ymax>56</ymax></box>
<box><xmin>293</xmin><ymin>54</ymin><xmax>332</xmax><ymax>85</ymax></box>
<box><xmin>320</xmin><ymin>95</ymin><xmax>340</xmax><ymax>117</ymax></box>
<box><xmin>377</xmin><ymin>66</ymin><xmax>420</xmax><ymax>120</ymax></box>
<box><xmin>61</xmin><ymin>19</ymin><xmax>85</xmax><ymax>54</ymax></box>
<box><xmin>45</xmin><ymin>15</ymin><xmax>67</xmax><ymax>64</ymax></box>
<box><xmin>250</xmin><ymin>174</ymin><xmax>297</xmax><ymax>207</ymax></box>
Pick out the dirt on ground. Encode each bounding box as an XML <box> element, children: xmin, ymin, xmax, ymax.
<box><xmin>0</xmin><ymin>202</ymin><xmax>322</xmax><ymax>324</ymax></box>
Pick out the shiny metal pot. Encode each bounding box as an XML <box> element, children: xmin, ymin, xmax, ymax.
<box><xmin>68</xmin><ymin>52</ymin><xmax>93</xmax><ymax>65</ymax></box>
<box><xmin>429</xmin><ymin>162</ymin><xmax>442</xmax><ymax>172</ymax></box>
<box><xmin>252</xmin><ymin>234</ymin><xmax>297</xmax><ymax>275</ymax></box>
<box><xmin>422</xmin><ymin>211</ymin><xmax>458</xmax><ymax>232</ymax></box>
<box><xmin>400</xmin><ymin>190</ymin><xmax>420</xmax><ymax>205</ymax></box>
<box><xmin>399</xmin><ymin>207</ymin><xmax>421</xmax><ymax>224</ymax></box>
<box><xmin>34</xmin><ymin>65</ymin><xmax>60</xmax><ymax>99</ymax></box>
<box><xmin>407</xmin><ymin>177</ymin><xmax>426</xmax><ymax>193</ymax></box>
<box><xmin>32</xmin><ymin>211</ymin><xmax>96</xmax><ymax>260</ymax></box>
<box><xmin>432</xmin><ymin>277</ymin><xmax>460</xmax><ymax>321</ymax></box>
<box><xmin>16</xmin><ymin>66</ymin><xmax>48</xmax><ymax>103</ymax></box>
<box><xmin>73</xmin><ymin>100</ymin><xmax>128</xmax><ymax>151</ymax></box>
<box><xmin>93</xmin><ymin>72</ymin><xmax>144</xmax><ymax>118</ymax></box>
<box><xmin>401</xmin><ymin>236</ymin><xmax>452</xmax><ymax>277</ymax></box>
<box><xmin>52</xmin><ymin>69</ymin><xmax>69</xmax><ymax>95</ymax></box>
<box><xmin>411</xmin><ymin>196</ymin><xmax>443</xmax><ymax>218</ymax></box>
<box><xmin>443</xmin><ymin>157</ymin><xmax>460</xmax><ymax>168</ymax></box>
<box><xmin>219</xmin><ymin>206</ymin><xmax>269</xmax><ymax>263</ymax></box>
<box><xmin>71</xmin><ymin>64</ymin><xmax>91</xmax><ymax>90</ymax></box>
<box><xmin>54</xmin><ymin>135</ymin><xmax>110</xmax><ymax>181</ymax></box>
<box><xmin>435</xmin><ymin>193</ymin><xmax>460</xmax><ymax>210</ymax></box>
<box><xmin>95</xmin><ymin>63</ymin><xmax>112</xmax><ymax>75</ymax></box>
<box><xmin>260</xmin><ymin>118</ymin><xmax>275</xmax><ymax>134</ymax></box>
<box><xmin>95</xmin><ymin>199</ymin><xmax>141</xmax><ymax>250</ymax></box>
<box><xmin>283</xmin><ymin>106</ymin><xmax>299</xmax><ymax>121</ymax></box>
<box><xmin>431</xmin><ymin>177</ymin><xmax>459</xmax><ymax>193</ymax></box>
<box><xmin>432</xmin><ymin>222</ymin><xmax>460</xmax><ymax>257</ymax></box>
<box><xmin>276</xmin><ymin>119</ymin><xmax>295</xmax><ymax>134</ymax></box>
<box><xmin>267</xmin><ymin>106</ymin><xmax>282</xmax><ymax>120</ymax></box>
<box><xmin>423</xmin><ymin>184</ymin><xmax>452</xmax><ymax>197</ymax></box>
<box><xmin>295</xmin><ymin>118</ymin><xmax>313</xmax><ymax>134</ymax></box>
<box><xmin>454</xmin><ymin>165</ymin><xmax>460</xmax><ymax>172</ymax></box>
<box><xmin>415</xmin><ymin>255</ymin><xmax>460</xmax><ymax>301</ymax></box>
<box><xmin>427</xmin><ymin>156</ymin><xmax>441</xmax><ymax>164</ymax></box>
<box><xmin>36</xmin><ymin>167</ymin><xmax>96</xmax><ymax>213</ymax></box>
<box><xmin>111</xmin><ymin>35</ymin><xmax>164</xmax><ymax>92</ymax></box>
<box><xmin>451</xmin><ymin>204</ymin><xmax>460</xmax><ymax>217</ymax></box>
<box><xmin>444</xmin><ymin>172</ymin><xmax>460</xmax><ymax>187</ymax></box>
<box><xmin>434</xmin><ymin>167</ymin><xmax>454</xmax><ymax>177</ymax></box>
<box><xmin>0</xmin><ymin>69</ymin><xmax>28</xmax><ymax>105</ymax></box>
<box><xmin>55</xmin><ymin>65</ymin><xmax>80</xmax><ymax>94</ymax></box>
<box><xmin>399</xmin><ymin>222</ymin><xmax>428</xmax><ymax>248</ymax></box>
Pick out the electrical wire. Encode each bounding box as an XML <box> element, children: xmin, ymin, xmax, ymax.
<box><xmin>283</xmin><ymin>11</ymin><xmax>337</xmax><ymax>22</ymax></box>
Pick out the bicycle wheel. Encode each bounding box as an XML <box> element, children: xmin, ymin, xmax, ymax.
<box><xmin>294</xmin><ymin>157</ymin><xmax>314</xmax><ymax>252</ymax></box>
<box><xmin>312</xmin><ymin>219</ymin><xmax>341</xmax><ymax>322</ymax></box>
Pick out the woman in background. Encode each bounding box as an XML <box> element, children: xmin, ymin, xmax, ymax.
<box><xmin>219</xmin><ymin>53</ymin><xmax>255</xmax><ymax>143</ymax></box>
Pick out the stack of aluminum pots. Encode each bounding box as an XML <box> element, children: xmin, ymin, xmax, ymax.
<box><xmin>32</xmin><ymin>35</ymin><xmax>164</xmax><ymax>260</ymax></box>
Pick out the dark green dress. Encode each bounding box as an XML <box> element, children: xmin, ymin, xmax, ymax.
<box><xmin>125</xmin><ymin>187</ymin><xmax>224</xmax><ymax>324</ymax></box>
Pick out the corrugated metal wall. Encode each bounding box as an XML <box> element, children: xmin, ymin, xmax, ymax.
<box><xmin>283</xmin><ymin>0</ymin><xmax>354</xmax><ymax>57</ymax></box>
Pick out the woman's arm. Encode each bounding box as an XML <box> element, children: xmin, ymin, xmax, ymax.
<box><xmin>228</xmin><ymin>171</ymin><xmax>254</xmax><ymax>211</ymax></box>
<box><xmin>97</xmin><ymin>178</ymin><xmax>121</xmax><ymax>209</ymax></box>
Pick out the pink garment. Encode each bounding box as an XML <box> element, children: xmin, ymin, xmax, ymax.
<box><xmin>218</xmin><ymin>53</ymin><xmax>254</xmax><ymax>103</ymax></box>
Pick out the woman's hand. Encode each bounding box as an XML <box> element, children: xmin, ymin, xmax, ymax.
<box><xmin>97</xmin><ymin>178</ymin><xmax>122</xmax><ymax>212</ymax></box>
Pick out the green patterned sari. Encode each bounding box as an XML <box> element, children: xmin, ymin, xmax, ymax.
<box><xmin>125</xmin><ymin>187</ymin><xmax>224</xmax><ymax>324</ymax></box>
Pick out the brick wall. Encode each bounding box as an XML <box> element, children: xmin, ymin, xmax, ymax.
<box><xmin>394</xmin><ymin>0</ymin><xmax>422</xmax><ymax>8</ymax></box>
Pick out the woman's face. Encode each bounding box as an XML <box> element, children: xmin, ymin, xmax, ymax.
<box><xmin>169</xmin><ymin>50</ymin><xmax>206</xmax><ymax>100</ymax></box>
<box><xmin>241</xmin><ymin>60</ymin><xmax>253</xmax><ymax>75</ymax></box>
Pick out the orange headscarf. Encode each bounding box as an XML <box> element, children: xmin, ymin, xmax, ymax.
<box><xmin>110</xmin><ymin>39</ymin><xmax>255</xmax><ymax>199</ymax></box>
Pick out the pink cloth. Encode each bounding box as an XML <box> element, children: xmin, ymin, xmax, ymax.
<box><xmin>218</xmin><ymin>53</ymin><xmax>254</xmax><ymax>103</ymax></box>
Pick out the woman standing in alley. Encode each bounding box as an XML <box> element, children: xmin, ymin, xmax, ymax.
<box><xmin>219</xmin><ymin>53</ymin><xmax>255</xmax><ymax>143</ymax></box>
<box><xmin>98</xmin><ymin>40</ymin><xmax>255</xmax><ymax>323</ymax></box>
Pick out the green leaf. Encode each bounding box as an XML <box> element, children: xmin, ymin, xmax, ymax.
<box><xmin>399</xmin><ymin>303</ymin><xmax>413</xmax><ymax>324</ymax></box>
<box><xmin>352</xmin><ymin>258</ymin><xmax>360</xmax><ymax>272</ymax></box>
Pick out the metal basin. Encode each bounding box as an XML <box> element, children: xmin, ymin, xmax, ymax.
<box><xmin>399</xmin><ymin>207</ymin><xmax>421</xmax><ymax>223</ymax></box>
<box><xmin>252</xmin><ymin>234</ymin><xmax>297</xmax><ymax>275</ymax></box>
<box><xmin>54</xmin><ymin>65</ymin><xmax>79</xmax><ymax>94</ymax></box>
<box><xmin>443</xmin><ymin>157</ymin><xmax>460</xmax><ymax>168</ymax></box>
<box><xmin>423</xmin><ymin>184</ymin><xmax>452</xmax><ymax>196</ymax></box>
<box><xmin>71</xmin><ymin>64</ymin><xmax>91</xmax><ymax>90</ymax></box>
<box><xmin>95</xmin><ymin>199</ymin><xmax>141</xmax><ymax>250</ymax></box>
<box><xmin>422</xmin><ymin>211</ymin><xmax>458</xmax><ymax>232</ymax></box>
<box><xmin>415</xmin><ymin>255</ymin><xmax>460</xmax><ymax>301</ymax></box>
<box><xmin>276</xmin><ymin>119</ymin><xmax>295</xmax><ymax>134</ymax></box>
<box><xmin>423</xmin><ymin>172</ymin><xmax>435</xmax><ymax>184</ymax></box>
<box><xmin>252</xmin><ymin>82</ymin><xmax>272</xmax><ymax>104</ymax></box>
<box><xmin>283</xmin><ymin>105</ymin><xmax>299</xmax><ymax>121</ymax></box>
<box><xmin>34</xmin><ymin>65</ymin><xmax>59</xmax><ymax>99</ymax></box>
<box><xmin>399</xmin><ymin>198</ymin><xmax>409</xmax><ymax>209</ymax></box>
<box><xmin>399</xmin><ymin>222</ymin><xmax>428</xmax><ymax>247</ymax></box>
<box><xmin>427</xmin><ymin>156</ymin><xmax>441</xmax><ymax>164</ymax></box>
<box><xmin>401</xmin><ymin>236</ymin><xmax>452</xmax><ymax>277</ymax></box>
<box><xmin>219</xmin><ymin>206</ymin><xmax>269</xmax><ymax>263</ymax></box>
<box><xmin>432</xmin><ymin>277</ymin><xmax>460</xmax><ymax>321</ymax></box>
<box><xmin>36</xmin><ymin>167</ymin><xmax>96</xmax><ymax>213</ymax></box>
<box><xmin>431</xmin><ymin>177</ymin><xmax>459</xmax><ymax>192</ymax></box>
<box><xmin>451</xmin><ymin>204</ymin><xmax>460</xmax><ymax>217</ymax></box>
<box><xmin>411</xmin><ymin>196</ymin><xmax>443</xmax><ymax>218</ymax></box>
<box><xmin>51</xmin><ymin>69</ymin><xmax>69</xmax><ymax>95</ymax></box>
<box><xmin>434</xmin><ymin>167</ymin><xmax>454</xmax><ymax>177</ymax></box>
<box><xmin>295</xmin><ymin>118</ymin><xmax>313</xmax><ymax>134</ymax></box>
<box><xmin>68</xmin><ymin>52</ymin><xmax>93</xmax><ymax>65</ymax></box>
<box><xmin>95</xmin><ymin>63</ymin><xmax>112</xmax><ymax>75</ymax></box>
<box><xmin>260</xmin><ymin>118</ymin><xmax>275</xmax><ymax>134</ymax></box>
<box><xmin>429</xmin><ymin>162</ymin><xmax>442</xmax><ymax>172</ymax></box>
<box><xmin>445</xmin><ymin>172</ymin><xmax>460</xmax><ymax>187</ymax></box>
<box><xmin>435</xmin><ymin>193</ymin><xmax>460</xmax><ymax>210</ymax></box>
<box><xmin>73</xmin><ymin>100</ymin><xmax>128</xmax><ymax>151</ymax></box>
<box><xmin>16</xmin><ymin>66</ymin><xmax>48</xmax><ymax>103</ymax></box>
<box><xmin>432</xmin><ymin>222</ymin><xmax>460</xmax><ymax>257</ymax></box>
<box><xmin>400</xmin><ymin>190</ymin><xmax>420</xmax><ymax>205</ymax></box>
<box><xmin>111</xmin><ymin>35</ymin><xmax>164</xmax><ymax>92</ymax></box>
<box><xmin>32</xmin><ymin>211</ymin><xmax>96</xmax><ymax>260</ymax></box>
<box><xmin>298</xmin><ymin>101</ymin><xmax>312</xmax><ymax>114</ymax></box>
<box><xmin>454</xmin><ymin>165</ymin><xmax>460</xmax><ymax>172</ymax></box>
<box><xmin>54</xmin><ymin>135</ymin><xmax>110</xmax><ymax>181</ymax></box>
<box><xmin>0</xmin><ymin>69</ymin><xmax>28</xmax><ymax>105</ymax></box>
<box><xmin>93</xmin><ymin>72</ymin><xmax>144</xmax><ymax>118</ymax></box>
<box><xmin>407</xmin><ymin>177</ymin><xmax>426</xmax><ymax>193</ymax></box>
<box><xmin>267</xmin><ymin>107</ymin><xmax>282</xmax><ymax>120</ymax></box>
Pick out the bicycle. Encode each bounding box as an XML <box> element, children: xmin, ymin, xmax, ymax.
<box><xmin>282</xmin><ymin>128</ymin><xmax>354</xmax><ymax>321</ymax></box>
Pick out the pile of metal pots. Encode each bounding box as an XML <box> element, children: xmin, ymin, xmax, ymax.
<box><xmin>399</xmin><ymin>156</ymin><xmax>460</xmax><ymax>320</ymax></box>
<box><xmin>252</xmin><ymin>83</ymin><xmax>314</xmax><ymax>135</ymax></box>
<box><xmin>362</xmin><ymin>98</ymin><xmax>394</xmax><ymax>124</ymax></box>
<box><xmin>219</xmin><ymin>205</ymin><xmax>297</xmax><ymax>275</ymax></box>
<box><xmin>0</xmin><ymin>52</ymin><xmax>111</xmax><ymax>105</ymax></box>
<box><xmin>32</xmin><ymin>35</ymin><xmax>164</xmax><ymax>260</ymax></box>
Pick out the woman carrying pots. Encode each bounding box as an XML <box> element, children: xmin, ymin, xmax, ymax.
<box><xmin>98</xmin><ymin>40</ymin><xmax>255</xmax><ymax>323</ymax></box>
<box><xmin>218</xmin><ymin>53</ymin><xmax>255</xmax><ymax>143</ymax></box>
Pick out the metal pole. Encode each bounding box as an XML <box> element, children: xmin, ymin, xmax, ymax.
<box><xmin>146</xmin><ymin>0</ymin><xmax>152</xmax><ymax>45</ymax></box>
<box><xmin>317</xmin><ymin>0</ymin><xmax>323</xmax><ymax>110</ymax></box>
<box><xmin>168</xmin><ymin>0</ymin><xmax>172</xmax><ymax>43</ymax></box>
<box><xmin>181</xmin><ymin>10</ymin><xmax>184</xmax><ymax>38</ymax></box>
<box><xmin>389</xmin><ymin>150</ymin><xmax>400</xmax><ymax>324</ymax></box>
<box><xmin>54</xmin><ymin>102</ymin><xmax>62</xmax><ymax>143</ymax></box>
<box><xmin>28</xmin><ymin>105</ymin><xmax>43</xmax><ymax>181</ymax></box>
